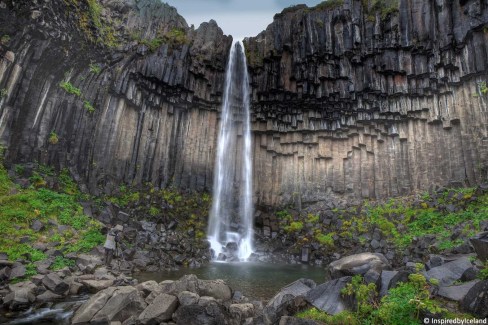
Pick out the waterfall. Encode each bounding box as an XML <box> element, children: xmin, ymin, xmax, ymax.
<box><xmin>207</xmin><ymin>40</ymin><xmax>254</xmax><ymax>262</ymax></box>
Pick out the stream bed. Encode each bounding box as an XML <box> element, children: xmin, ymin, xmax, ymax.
<box><xmin>0</xmin><ymin>262</ymin><xmax>324</xmax><ymax>324</ymax></box>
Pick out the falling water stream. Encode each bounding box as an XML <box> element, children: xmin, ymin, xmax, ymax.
<box><xmin>207</xmin><ymin>41</ymin><xmax>254</xmax><ymax>261</ymax></box>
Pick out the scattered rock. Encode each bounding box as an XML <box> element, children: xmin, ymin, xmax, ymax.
<box><xmin>461</xmin><ymin>280</ymin><xmax>488</xmax><ymax>318</ymax></box>
<box><xmin>178</xmin><ymin>290</ymin><xmax>200</xmax><ymax>306</ymax></box>
<box><xmin>36</xmin><ymin>290</ymin><xmax>63</xmax><ymax>302</ymax></box>
<box><xmin>470</xmin><ymin>232</ymin><xmax>488</xmax><ymax>261</ymax></box>
<box><xmin>138</xmin><ymin>293</ymin><xmax>178</xmax><ymax>324</ymax></box>
<box><xmin>42</xmin><ymin>273</ymin><xmax>69</xmax><ymax>295</ymax></box>
<box><xmin>305</xmin><ymin>277</ymin><xmax>353</xmax><ymax>315</ymax></box>
<box><xmin>328</xmin><ymin>252</ymin><xmax>391</xmax><ymax>284</ymax></box>
<box><xmin>437</xmin><ymin>281</ymin><xmax>479</xmax><ymax>302</ymax></box>
<box><xmin>425</xmin><ymin>257</ymin><xmax>472</xmax><ymax>286</ymax></box>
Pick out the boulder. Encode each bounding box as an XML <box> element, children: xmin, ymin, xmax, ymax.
<box><xmin>31</xmin><ymin>219</ymin><xmax>44</xmax><ymax>232</ymax></box>
<box><xmin>72</xmin><ymin>287</ymin><xmax>118</xmax><ymax>324</ymax></box>
<box><xmin>470</xmin><ymin>232</ymin><xmax>488</xmax><ymax>261</ymax></box>
<box><xmin>461</xmin><ymin>280</ymin><xmax>488</xmax><ymax>318</ymax></box>
<box><xmin>230</xmin><ymin>303</ymin><xmax>255</xmax><ymax>322</ymax></box>
<box><xmin>138</xmin><ymin>293</ymin><xmax>178</xmax><ymax>324</ymax></box>
<box><xmin>136</xmin><ymin>280</ymin><xmax>161</xmax><ymax>297</ymax></box>
<box><xmin>178</xmin><ymin>290</ymin><xmax>200</xmax><ymax>306</ymax></box>
<box><xmin>173</xmin><ymin>300</ymin><xmax>229</xmax><ymax>325</ymax></box>
<box><xmin>0</xmin><ymin>266</ymin><xmax>11</xmax><ymax>281</ymax></box>
<box><xmin>76</xmin><ymin>254</ymin><xmax>103</xmax><ymax>273</ymax></box>
<box><xmin>379</xmin><ymin>270</ymin><xmax>398</xmax><ymax>297</ymax></box>
<box><xmin>3</xmin><ymin>283</ymin><xmax>37</xmax><ymax>310</ymax></box>
<box><xmin>91</xmin><ymin>286</ymin><xmax>146</xmax><ymax>323</ymax></box>
<box><xmin>198</xmin><ymin>279</ymin><xmax>232</xmax><ymax>300</ymax></box>
<box><xmin>328</xmin><ymin>253</ymin><xmax>391</xmax><ymax>284</ymax></box>
<box><xmin>264</xmin><ymin>278</ymin><xmax>316</xmax><ymax>324</ymax></box>
<box><xmin>305</xmin><ymin>277</ymin><xmax>353</xmax><ymax>315</ymax></box>
<box><xmin>437</xmin><ymin>281</ymin><xmax>479</xmax><ymax>302</ymax></box>
<box><xmin>36</xmin><ymin>290</ymin><xmax>63</xmax><ymax>302</ymax></box>
<box><xmin>80</xmin><ymin>279</ymin><xmax>115</xmax><ymax>293</ymax></box>
<box><xmin>42</xmin><ymin>273</ymin><xmax>69</xmax><ymax>294</ymax></box>
<box><xmin>425</xmin><ymin>257</ymin><xmax>472</xmax><ymax>286</ymax></box>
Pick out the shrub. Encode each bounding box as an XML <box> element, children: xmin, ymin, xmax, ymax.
<box><xmin>51</xmin><ymin>256</ymin><xmax>75</xmax><ymax>270</ymax></box>
<box><xmin>314</xmin><ymin>0</ymin><xmax>345</xmax><ymax>10</ymax></box>
<box><xmin>84</xmin><ymin>100</ymin><xmax>95</xmax><ymax>113</ymax></box>
<box><xmin>60</xmin><ymin>81</ymin><xmax>81</xmax><ymax>97</ymax></box>
<box><xmin>48</xmin><ymin>131</ymin><xmax>59</xmax><ymax>145</ymax></box>
<box><xmin>89</xmin><ymin>62</ymin><xmax>101</xmax><ymax>74</ymax></box>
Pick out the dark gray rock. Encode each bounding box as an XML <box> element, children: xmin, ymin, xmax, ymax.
<box><xmin>437</xmin><ymin>281</ymin><xmax>479</xmax><ymax>302</ymax></box>
<box><xmin>470</xmin><ymin>232</ymin><xmax>488</xmax><ymax>261</ymax></box>
<box><xmin>36</xmin><ymin>290</ymin><xmax>63</xmax><ymax>302</ymax></box>
<box><xmin>72</xmin><ymin>287</ymin><xmax>118</xmax><ymax>324</ymax></box>
<box><xmin>264</xmin><ymin>278</ymin><xmax>316</xmax><ymax>324</ymax></box>
<box><xmin>379</xmin><ymin>270</ymin><xmax>398</xmax><ymax>297</ymax></box>
<box><xmin>425</xmin><ymin>257</ymin><xmax>473</xmax><ymax>286</ymax></box>
<box><xmin>91</xmin><ymin>286</ymin><xmax>147</xmax><ymax>323</ymax></box>
<box><xmin>8</xmin><ymin>263</ymin><xmax>26</xmax><ymax>280</ymax></box>
<box><xmin>42</xmin><ymin>273</ymin><xmax>69</xmax><ymax>294</ymax></box>
<box><xmin>305</xmin><ymin>277</ymin><xmax>353</xmax><ymax>315</ymax></box>
<box><xmin>138</xmin><ymin>293</ymin><xmax>178</xmax><ymax>324</ymax></box>
<box><xmin>31</xmin><ymin>220</ymin><xmax>44</xmax><ymax>232</ymax></box>
<box><xmin>461</xmin><ymin>280</ymin><xmax>488</xmax><ymax>318</ymax></box>
<box><xmin>173</xmin><ymin>301</ymin><xmax>230</xmax><ymax>325</ymax></box>
<box><xmin>3</xmin><ymin>282</ymin><xmax>37</xmax><ymax>310</ymax></box>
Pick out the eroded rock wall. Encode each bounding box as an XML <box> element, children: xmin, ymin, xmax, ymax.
<box><xmin>245</xmin><ymin>0</ymin><xmax>488</xmax><ymax>205</ymax></box>
<box><xmin>0</xmin><ymin>0</ymin><xmax>231</xmax><ymax>195</ymax></box>
<box><xmin>0</xmin><ymin>0</ymin><xmax>487</xmax><ymax>207</ymax></box>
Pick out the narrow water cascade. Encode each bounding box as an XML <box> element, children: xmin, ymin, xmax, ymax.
<box><xmin>207</xmin><ymin>40</ymin><xmax>254</xmax><ymax>262</ymax></box>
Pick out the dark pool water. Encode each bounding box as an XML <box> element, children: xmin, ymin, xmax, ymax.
<box><xmin>136</xmin><ymin>262</ymin><xmax>326</xmax><ymax>300</ymax></box>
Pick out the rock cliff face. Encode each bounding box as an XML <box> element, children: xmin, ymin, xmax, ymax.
<box><xmin>0</xmin><ymin>0</ymin><xmax>231</xmax><ymax>195</ymax></box>
<box><xmin>245</xmin><ymin>0</ymin><xmax>488</xmax><ymax>205</ymax></box>
<box><xmin>0</xmin><ymin>0</ymin><xmax>487</xmax><ymax>207</ymax></box>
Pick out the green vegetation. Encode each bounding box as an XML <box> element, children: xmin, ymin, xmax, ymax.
<box><xmin>0</xmin><ymin>88</ymin><xmax>7</xmax><ymax>99</ymax></box>
<box><xmin>478</xmin><ymin>261</ymin><xmax>488</xmax><ymax>280</ymax></box>
<box><xmin>362</xmin><ymin>0</ymin><xmax>399</xmax><ymax>21</ymax></box>
<box><xmin>134</xmin><ymin>27</ymin><xmax>189</xmax><ymax>52</ymax></box>
<box><xmin>277</xmin><ymin>186</ymin><xmax>488</xmax><ymax>255</ymax></box>
<box><xmin>0</xmin><ymin>159</ymin><xmax>103</xmax><ymax>280</ymax></box>
<box><xmin>313</xmin><ymin>0</ymin><xmax>345</xmax><ymax>10</ymax></box>
<box><xmin>478</xmin><ymin>81</ymin><xmax>488</xmax><ymax>95</ymax></box>
<box><xmin>48</xmin><ymin>131</ymin><xmax>59</xmax><ymax>145</ymax></box>
<box><xmin>298</xmin><ymin>271</ymin><xmax>445</xmax><ymax>325</ymax></box>
<box><xmin>63</xmin><ymin>0</ymin><xmax>118</xmax><ymax>47</ymax></box>
<box><xmin>60</xmin><ymin>81</ymin><xmax>82</xmax><ymax>97</ymax></box>
<box><xmin>50</xmin><ymin>256</ymin><xmax>75</xmax><ymax>270</ymax></box>
<box><xmin>0</xmin><ymin>34</ymin><xmax>10</xmax><ymax>45</ymax></box>
<box><xmin>84</xmin><ymin>100</ymin><xmax>95</xmax><ymax>113</ymax></box>
<box><xmin>89</xmin><ymin>62</ymin><xmax>101</xmax><ymax>74</ymax></box>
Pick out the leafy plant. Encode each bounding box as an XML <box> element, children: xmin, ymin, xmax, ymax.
<box><xmin>48</xmin><ymin>131</ymin><xmax>59</xmax><ymax>145</ymax></box>
<box><xmin>51</xmin><ymin>256</ymin><xmax>75</xmax><ymax>270</ymax></box>
<box><xmin>60</xmin><ymin>81</ymin><xmax>81</xmax><ymax>97</ymax></box>
<box><xmin>83</xmin><ymin>100</ymin><xmax>95</xmax><ymax>113</ymax></box>
<box><xmin>0</xmin><ymin>35</ymin><xmax>10</xmax><ymax>45</ymax></box>
<box><xmin>89</xmin><ymin>62</ymin><xmax>101</xmax><ymax>74</ymax></box>
<box><xmin>0</xmin><ymin>88</ymin><xmax>7</xmax><ymax>98</ymax></box>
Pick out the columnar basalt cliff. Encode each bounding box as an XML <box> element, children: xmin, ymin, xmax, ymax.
<box><xmin>0</xmin><ymin>0</ymin><xmax>231</xmax><ymax>195</ymax></box>
<box><xmin>0</xmin><ymin>0</ymin><xmax>487</xmax><ymax>207</ymax></box>
<box><xmin>245</xmin><ymin>0</ymin><xmax>488</xmax><ymax>205</ymax></box>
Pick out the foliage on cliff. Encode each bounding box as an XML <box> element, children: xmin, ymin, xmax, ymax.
<box><xmin>277</xmin><ymin>185</ymin><xmax>488</xmax><ymax>258</ymax></box>
<box><xmin>0</xmin><ymin>152</ymin><xmax>104</xmax><ymax>281</ymax></box>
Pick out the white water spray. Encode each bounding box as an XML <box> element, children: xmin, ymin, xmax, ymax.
<box><xmin>207</xmin><ymin>41</ymin><xmax>254</xmax><ymax>262</ymax></box>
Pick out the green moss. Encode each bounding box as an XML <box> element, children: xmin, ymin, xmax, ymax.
<box><xmin>315</xmin><ymin>232</ymin><xmax>335</xmax><ymax>247</ymax></box>
<box><xmin>313</xmin><ymin>0</ymin><xmax>345</xmax><ymax>10</ymax></box>
<box><xmin>0</xmin><ymin>88</ymin><xmax>7</xmax><ymax>99</ymax></box>
<box><xmin>89</xmin><ymin>62</ymin><xmax>101</xmax><ymax>74</ymax></box>
<box><xmin>50</xmin><ymin>256</ymin><xmax>75</xmax><ymax>270</ymax></box>
<box><xmin>284</xmin><ymin>221</ymin><xmax>304</xmax><ymax>232</ymax></box>
<box><xmin>48</xmin><ymin>131</ymin><xmax>59</xmax><ymax>145</ymax></box>
<box><xmin>362</xmin><ymin>0</ymin><xmax>399</xmax><ymax>21</ymax></box>
<box><xmin>60</xmin><ymin>81</ymin><xmax>81</xmax><ymax>97</ymax></box>
<box><xmin>83</xmin><ymin>100</ymin><xmax>95</xmax><ymax>113</ymax></box>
